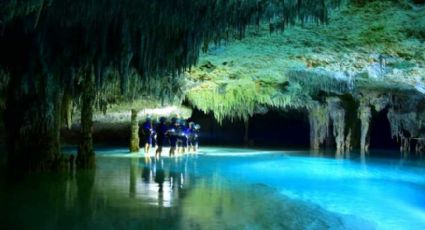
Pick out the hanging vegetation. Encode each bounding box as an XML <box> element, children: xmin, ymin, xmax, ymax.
<box><xmin>186</xmin><ymin>78</ymin><xmax>310</xmax><ymax>123</ymax></box>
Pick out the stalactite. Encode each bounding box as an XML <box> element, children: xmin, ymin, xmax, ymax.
<box><xmin>387</xmin><ymin>107</ymin><xmax>420</xmax><ymax>154</ymax></box>
<box><xmin>0</xmin><ymin>0</ymin><xmax>342</xmax><ymax>171</ymax></box>
<box><xmin>358</xmin><ymin>103</ymin><xmax>371</xmax><ymax>154</ymax></box>
<box><xmin>416</xmin><ymin>139</ymin><xmax>425</xmax><ymax>155</ymax></box>
<box><xmin>345</xmin><ymin>129</ymin><xmax>352</xmax><ymax>152</ymax></box>
<box><xmin>401</xmin><ymin>137</ymin><xmax>411</xmax><ymax>153</ymax></box>
<box><xmin>1</xmin><ymin>0</ymin><xmax>340</xmax><ymax>89</ymax></box>
<box><xmin>308</xmin><ymin>102</ymin><xmax>329</xmax><ymax>150</ymax></box>
<box><xmin>129</xmin><ymin>109</ymin><xmax>140</xmax><ymax>153</ymax></box>
<box><xmin>327</xmin><ymin>97</ymin><xmax>346</xmax><ymax>154</ymax></box>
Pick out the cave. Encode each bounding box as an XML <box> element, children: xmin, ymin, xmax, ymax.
<box><xmin>190</xmin><ymin>108</ymin><xmax>310</xmax><ymax>148</ymax></box>
<box><xmin>1</xmin><ymin>0</ymin><xmax>425</xmax><ymax>229</ymax></box>
<box><xmin>369</xmin><ymin>107</ymin><xmax>400</xmax><ymax>151</ymax></box>
<box><xmin>248</xmin><ymin>109</ymin><xmax>310</xmax><ymax>148</ymax></box>
<box><xmin>189</xmin><ymin>109</ymin><xmax>246</xmax><ymax>146</ymax></box>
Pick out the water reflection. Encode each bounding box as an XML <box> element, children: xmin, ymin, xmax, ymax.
<box><xmin>130</xmin><ymin>156</ymin><xmax>196</xmax><ymax>208</ymax></box>
<box><xmin>309</xmin><ymin>149</ymin><xmax>353</xmax><ymax>160</ymax></box>
<box><xmin>1</xmin><ymin>148</ymin><xmax>424</xmax><ymax>230</ymax></box>
<box><xmin>129</xmin><ymin>158</ymin><xmax>138</xmax><ymax>198</ymax></box>
<box><xmin>76</xmin><ymin>170</ymin><xmax>96</xmax><ymax>228</ymax></box>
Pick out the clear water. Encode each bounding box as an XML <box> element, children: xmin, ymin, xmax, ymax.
<box><xmin>1</xmin><ymin>147</ymin><xmax>424</xmax><ymax>230</ymax></box>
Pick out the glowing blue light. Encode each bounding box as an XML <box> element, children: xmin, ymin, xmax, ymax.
<box><xmin>94</xmin><ymin>147</ymin><xmax>425</xmax><ymax>229</ymax></box>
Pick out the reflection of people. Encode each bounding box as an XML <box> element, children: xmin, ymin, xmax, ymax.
<box><xmin>142</xmin><ymin>117</ymin><xmax>154</xmax><ymax>157</ymax></box>
<box><xmin>154</xmin><ymin>159</ymin><xmax>165</xmax><ymax>193</ymax></box>
<box><xmin>142</xmin><ymin>158</ymin><xmax>151</xmax><ymax>183</ymax></box>
<box><xmin>169</xmin><ymin>159</ymin><xmax>183</xmax><ymax>191</ymax></box>
<box><xmin>155</xmin><ymin>117</ymin><xmax>168</xmax><ymax>158</ymax></box>
<box><xmin>188</xmin><ymin>122</ymin><xmax>200</xmax><ymax>153</ymax></box>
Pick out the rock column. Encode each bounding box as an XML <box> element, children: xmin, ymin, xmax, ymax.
<box><xmin>77</xmin><ymin>72</ymin><xmax>96</xmax><ymax>169</ymax></box>
<box><xmin>327</xmin><ymin>98</ymin><xmax>346</xmax><ymax>154</ymax></box>
<box><xmin>129</xmin><ymin>109</ymin><xmax>140</xmax><ymax>152</ymax></box>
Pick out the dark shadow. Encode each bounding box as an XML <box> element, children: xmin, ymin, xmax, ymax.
<box><xmin>369</xmin><ymin>108</ymin><xmax>399</xmax><ymax>151</ymax></box>
<box><xmin>189</xmin><ymin>108</ymin><xmax>245</xmax><ymax>146</ymax></box>
<box><xmin>190</xmin><ymin>108</ymin><xmax>310</xmax><ymax>148</ymax></box>
<box><xmin>249</xmin><ymin>109</ymin><xmax>310</xmax><ymax>148</ymax></box>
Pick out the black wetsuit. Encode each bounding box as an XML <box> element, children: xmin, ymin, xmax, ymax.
<box><xmin>155</xmin><ymin>122</ymin><xmax>168</xmax><ymax>147</ymax></box>
<box><xmin>168</xmin><ymin>123</ymin><xmax>179</xmax><ymax>148</ymax></box>
<box><xmin>188</xmin><ymin>127</ymin><xmax>199</xmax><ymax>147</ymax></box>
<box><xmin>142</xmin><ymin>121</ymin><xmax>154</xmax><ymax>145</ymax></box>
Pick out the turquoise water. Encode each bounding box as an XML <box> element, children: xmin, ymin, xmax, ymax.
<box><xmin>1</xmin><ymin>147</ymin><xmax>424</xmax><ymax>229</ymax></box>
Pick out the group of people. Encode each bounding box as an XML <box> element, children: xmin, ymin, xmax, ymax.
<box><xmin>140</xmin><ymin>117</ymin><xmax>200</xmax><ymax>158</ymax></box>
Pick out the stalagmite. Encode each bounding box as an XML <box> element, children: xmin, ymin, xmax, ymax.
<box><xmin>308</xmin><ymin>102</ymin><xmax>329</xmax><ymax>150</ymax></box>
<box><xmin>77</xmin><ymin>72</ymin><xmax>96</xmax><ymax>169</ymax></box>
<box><xmin>358</xmin><ymin>103</ymin><xmax>371</xmax><ymax>154</ymax></box>
<box><xmin>327</xmin><ymin>98</ymin><xmax>346</xmax><ymax>154</ymax></box>
<box><xmin>129</xmin><ymin>109</ymin><xmax>140</xmax><ymax>153</ymax></box>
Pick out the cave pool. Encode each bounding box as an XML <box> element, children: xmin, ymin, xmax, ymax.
<box><xmin>1</xmin><ymin>147</ymin><xmax>425</xmax><ymax>230</ymax></box>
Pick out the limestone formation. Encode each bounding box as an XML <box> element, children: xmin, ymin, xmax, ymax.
<box><xmin>129</xmin><ymin>109</ymin><xmax>140</xmax><ymax>153</ymax></box>
<box><xmin>308</xmin><ymin>103</ymin><xmax>329</xmax><ymax>150</ymax></box>
<box><xmin>358</xmin><ymin>103</ymin><xmax>372</xmax><ymax>154</ymax></box>
<box><xmin>327</xmin><ymin>98</ymin><xmax>347</xmax><ymax>154</ymax></box>
<box><xmin>77</xmin><ymin>72</ymin><xmax>96</xmax><ymax>169</ymax></box>
<box><xmin>1</xmin><ymin>0</ymin><xmax>425</xmax><ymax>172</ymax></box>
